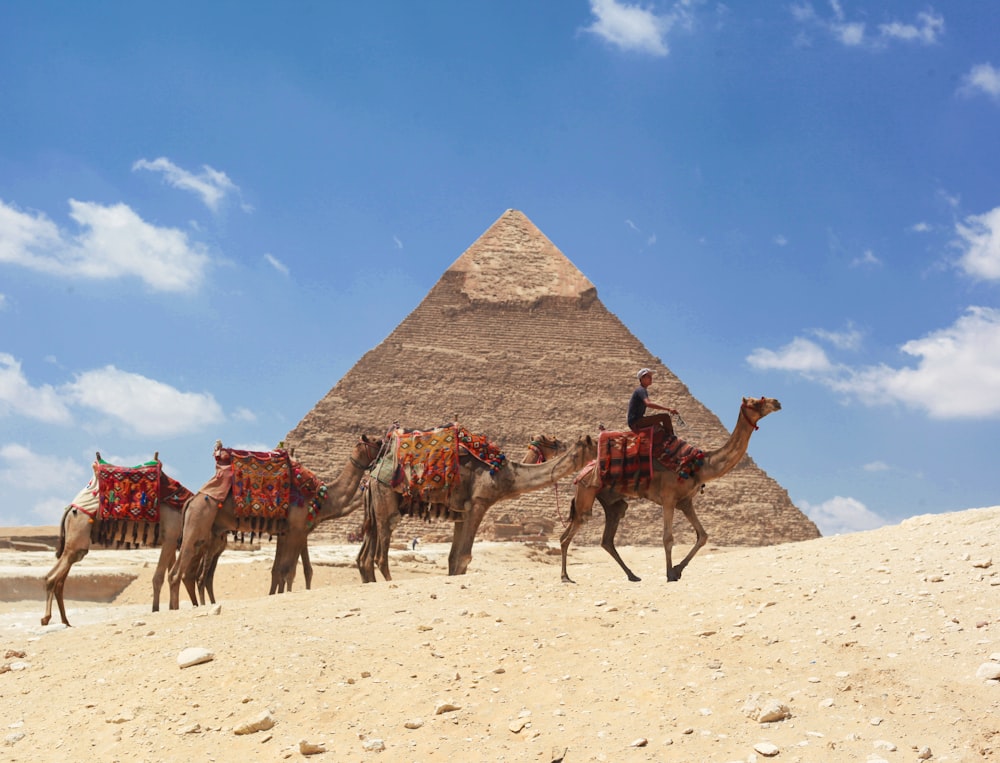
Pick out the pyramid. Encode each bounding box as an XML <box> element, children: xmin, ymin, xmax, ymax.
<box><xmin>285</xmin><ymin>210</ymin><xmax>820</xmax><ymax>547</ymax></box>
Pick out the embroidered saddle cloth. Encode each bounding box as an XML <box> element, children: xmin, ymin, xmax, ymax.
<box><xmin>390</xmin><ymin>425</ymin><xmax>461</xmax><ymax>500</ymax></box>
<box><xmin>574</xmin><ymin>429</ymin><xmax>706</xmax><ymax>492</ymax></box>
<box><xmin>96</xmin><ymin>457</ymin><xmax>162</xmax><ymax>523</ymax></box>
<box><xmin>227</xmin><ymin>447</ymin><xmax>294</xmax><ymax>523</ymax></box>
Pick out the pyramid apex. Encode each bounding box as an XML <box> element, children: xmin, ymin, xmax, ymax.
<box><xmin>446</xmin><ymin>209</ymin><xmax>595</xmax><ymax>303</ymax></box>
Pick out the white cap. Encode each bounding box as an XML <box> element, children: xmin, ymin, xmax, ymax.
<box><xmin>637</xmin><ymin>368</ymin><xmax>652</xmax><ymax>380</ymax></box>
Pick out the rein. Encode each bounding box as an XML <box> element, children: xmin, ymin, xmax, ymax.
<box><xmin>526</xmin><ymin>440</ymin><xmax>563</xmax><ymax>519</ymax></box>
<box><xmin>740</xmin><ymin>400</ymin><xmax>761</xmax><ymax>431</ymax></box>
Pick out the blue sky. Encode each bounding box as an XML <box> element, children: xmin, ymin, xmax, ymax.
<box><xmin>1</xmin><ymin>1</ymin><xmax>998</xmax><ymax>535</ymax></box>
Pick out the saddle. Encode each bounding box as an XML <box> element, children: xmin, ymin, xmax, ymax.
<box><xmin>574</xmin><ymin>428</ymin><xmax>706</xmax><ymax>494</ymax></box>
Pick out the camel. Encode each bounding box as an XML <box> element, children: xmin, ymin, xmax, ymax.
<box><xmin>357</xmin><ymin>432</ymin><xmax>597</xmax><ymax>583</ymax></box>
<box><xmin>41</xmin><ymin>456</ymin><xmax>193</xmax><ymax>627</ymax></box>
<box><xmin>169</xmin><ymin>435</ymin><xmax>381</xmax><ymax>609</ymax></box>
<box><xmin>560</xmin><ymin>396</ymin><xmax>781</xmax><ymax>584</ymax></box>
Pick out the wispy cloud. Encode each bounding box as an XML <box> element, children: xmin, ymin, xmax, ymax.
<box><xmin>264</xmin><ymin>253</ymin><xmax>289</xmax><ymax>275</ymax></box>
<box><xmin>584</xmin><ymin>0</ymin><xmax>696</xmax><ymax>57</ymax></box>
<box><xmin>800</xmin><ymin>495</ymin><xmax>889</xmax><ymax>535</ymax></box>
<box><xmin>960</xmin><ymin>62</ymin><xmax>1000</xmax><ymax>100</ymax></box>
<box><xmin>133</xmin><ymin>157</ymin><xmax>246</xmax><ymax>213</ymax></box>
<box><xmin>0</xmin><ymin>199</ymin><xmax>210</xmax><ymax>292</ymax></box>
<box><xmin>749</xmin><ymin>306</ymin><xmax>1000</xmax><ymax>419</ymax></box>
<box><xmin>849</xmin><ymin>248</ymin><xmax>882</xmax><ymax>268</ymax></box>
<box><xmin>0</xmin><ymin>444</ymin><xmax>90</xmax><ymax>519</ymax></box>
<box><xmin>791</xmin><ymin>3</ymin><xmax>944</xmax><ymax>48</ymax></box>
<box><xmin>773</xmin><ymin>234</ymin><xmax>789</xmax><ymax>246</ymax></box>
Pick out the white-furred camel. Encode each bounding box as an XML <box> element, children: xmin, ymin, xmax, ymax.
<box><xmin>560</xmin><ymin>396</ymin><xmax>781</xmax><ymax>584</ymax></box>
<box><xmin>169</xmin><ymin>435</ymin><xmax>381</xmax><ymax>609</ymax></box>
<box><xmin>357</xmin><ymin>432</ymin><xmax>597</xmax><ymax>583</ymax></box>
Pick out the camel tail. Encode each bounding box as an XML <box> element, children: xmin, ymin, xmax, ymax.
<box><xmin>55</xmin><ymin>506</ymin><xmax>70</xmax><ymax>558</ymax></box>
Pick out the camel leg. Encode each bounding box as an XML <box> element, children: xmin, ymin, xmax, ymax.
<box><xmin>42</xmin><ymin>510</ymin><xmax>89</xmax><ymax>627</ymax></box>
<box><xmin>374</xmin><ymin>509</ymin><xmax>396</xmax><ymax>581</ymax></box>
<box><xmin>662</xmin><ymin>500</ymin><xmax>679</xmax><ymax>581</ymax></box>
<box><xmin>449</xmin><ymin>499</ymin><xmax>489</xmax><ymax>576</ymax></box>
<box><xmin>598</xmin><ymin>494</ymin><xmax>641</xmax><ymax>582</ymax></box>
<box><xmin>560</xmin><ymin>490</ymin><xmax>595</xmax><ymax>583</ymax></box>
<box><xmin>668</xmin><ymin>496</ymin><xmax>708</xmax><ymax>581</ymax></box>
<box><xmin>301</xmin><ymin>544</ymin><xmax>313</xmax><ymax>590</ymax></box>
<box><xmin>170</xmin><ymin>494</ymin><xmax>217</xmax><ymax>608</ymax></box>
<box><xmin>198</xmin><ymin>533</ymin><xmax>226</xmax><ymax>604</ymax></box>
<box><xmin>151</xmin><ymin>541</ymin><xmax>177</xmax><ymax>613</ymax></box>
<box><xmin>271</xmin><ymin>529</ymin><xmax>303</xmax><ymax>594</ymax></box>
<box><xmin>355</xmin><ymin>489</ymin><xmax>381</xmax><ymax>583</ymax></box>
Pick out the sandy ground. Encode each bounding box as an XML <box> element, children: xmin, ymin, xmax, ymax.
<box><xmin>1</xmin><ymin>507</ymin><xmax>998</xmax><ymax>762</ymax></box>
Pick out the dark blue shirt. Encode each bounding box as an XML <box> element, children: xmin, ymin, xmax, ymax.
<box><xmin>627</xmin><ymin>386</ymin><xmax>648</xmax><ymax>428</ymax></box>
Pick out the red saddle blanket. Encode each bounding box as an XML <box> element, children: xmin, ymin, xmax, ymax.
<box><xmin>576</xmin><ymin>429</ymin><xmax>706</xmax><ymax>492</ymax></box>
<box><xmin>96</xmin><ymin>458</ymin><xmax>162</xmax><ymax>523</ymax></box>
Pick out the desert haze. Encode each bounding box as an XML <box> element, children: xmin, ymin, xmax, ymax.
<box><xmin>1</xmin><ymin>506</ymin><xmax>998</xmax><ymax>762</ymax></box>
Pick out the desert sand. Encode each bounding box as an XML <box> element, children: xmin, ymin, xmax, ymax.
<box><xmin>1</xmin><ymin>507</ymin><xmax>998</xmax><ymax>762</ymax></box>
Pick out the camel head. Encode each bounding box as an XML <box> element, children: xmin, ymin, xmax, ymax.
<box><xmin>741</xmin><ymin>396</ymin><xmax>782</xmax><ymax>429</ymax></box>
<box><xmin>572</xmin><ymin>434</ymin><xmax>599</xmax><ymax>468</ymax></box>
<box><xmin>351</xmin><ymin>434</ymin><xmax>384</xmax><ymax>468</ymax></box>
<box><xmin>523</xmin><ymin>434</ymin><xmax>565</xmax><ymax>464</ymax></box>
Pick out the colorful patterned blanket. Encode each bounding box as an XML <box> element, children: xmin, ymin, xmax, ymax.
<box><xmin>574</xmin><ymin>429</ymin><xmax>706</xmax><ymax>493</ymax></box>
<box><xmin>457</xmin><ymin>427</ymin><xmax>506</xmax><ymax>474</ymax></box>
<box><xmin>391</xmin><ymin>425</ymin><xmax>461</xmax><ymax>499</ymax></box>
<box><xmin>659</xmin><ymin>435</ymin><xmax>706</xmax><ymax>481</ymax></box>
<box><xmin>597</xmin><ymin>429</ymin><xmax>654</xmax><ymax>494</ymax></box>
<box><xmin>382</xmin><ymin>424</ymin><xmax>506</xmax><ymax>511</ymax></box>
<box><xmin>227</xmin><ymin>448</ymin><xmax>293</xmax><ymax>521</ymax></box>
<box><xmin>96</xmin><ymin>457</ymin><xmax>162</xmax><ymax>523</ymax></box>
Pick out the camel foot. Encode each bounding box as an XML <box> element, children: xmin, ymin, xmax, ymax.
<box><xmin>40</xmin><ymin>615</ymin><xmax>50</xmax><ymax>626</ymax></box>
<box><xmin>667</xmin><ymin>568</ymin><xmax>681</xmax><ymax>582</ymax></box>
<box><xmin>627</xmin><ymin>573</ymin><xmax>642</xmax><ymax>582</ymax></box>
<box><xmin>561</xmin><ymin>576</ymin><xmax>576</xmax><ymax>584</ymax></box>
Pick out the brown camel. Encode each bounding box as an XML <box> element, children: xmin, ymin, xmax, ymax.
<box><xmin>357</xmin><ymin>432</ymin><xmax>596</xmax><ymax>583</ymax></box>
<box><xmin>41</xmin><ymin>457</ymin><xmax>193</xmax><ymax>627</ymax></box>
<box><xmin>560</xmin><ymin>396</ymin><xmax>781</xmax><ymax>584</ymax></box>
<box><xmin>169</xmin><ymin>435</ymin><xmax>381</xmax><ymax>609</ymax></box>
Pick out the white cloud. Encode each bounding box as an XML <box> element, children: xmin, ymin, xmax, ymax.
<box><xmin>0</xmin><ymin>293</ymin><xmax>6</xmax><ymax>310</ymax></box>
<box><xmin>955</xmin><ymin>206</ymin><xmax>1000</xmax><ymax>281</ymax></box>
<box><xmin>0</xmin><ymin>353</ymin><xmax>72</xmax><ymax>423</ymax></box>
<box><xmin>133</xmin><ymin>157</ymin><xmax>242</xmax><ymax>213</ymax></box>
<box><xmin>0</xmin><ymin>443</ymin><xmax>88</xmax><ymax>493</ymax></box>
<box><xmin>791</xmin><ymin>4</ymin><xmax>944</xmax><ymax>48</ymax></box>
<box><xmin>753</xmin><ymin>307</ymin><xmax>1000</xmax><ymax>419</ymax></box>
<box><xmin>232</xmin><ymin>407</ymin><xmax>257</xmax><ymax>423</ymax></box>
<box><xmin>960</xmin><ymin>62</ymin><xmax>1000</xmax><ymax>99</ymax></box>
<box><xmin>773</xmin><ymin>234</ymin><xmax>788</xmax><ymax>246</ymax></box>
<box><xmin>862</xmin><ymin>460</ymin><xmax>890</xmax><ymax>472</ymax></box>
<box><xmin>810</xmin><ymin>325</ymin><xmax>862</xmax><ymax>351</ymax></box>
<box><xmin>264</xmin><ymin>253</ymin><xmax>289</xmax><ymax>275</ymax></box>
<box><xmin>910</xmin><ymin>222</ymin><xmax>931</xmax><ymax>233</ymax></box>
<box><xmin>63</xmin><ymin>365</ymin><xmax>225</xmax><ymax>437</ymax></box>
<box><xmin>878</xmin><ymin>11</ymin><xmax>944</xmax><ymax>44</ymax></box>
<box><xmin>800</xmin><ymin>495</ymin><xmax>888</xmax><ymax>535</ymax></box>
<box><xmin>0</xmin><ymin>198</ymin><xmax>210</xmax><ymax>292</ymax></box>
<box><xmin>585</xmin><ymin>0</ymin><xmax>694</xmax><ymax>57</ymax></box>
<box><xmin>393</xmin><ymin>235</ymin><xmax>403</xmax><ymax>250</ymax></box>
<box><xmin>747</xmin><ymin>337</ymin><xmax>833</xmax><ymax>374</ymax></box>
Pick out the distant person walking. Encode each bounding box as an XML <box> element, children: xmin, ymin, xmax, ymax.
<box><xmin>627</xmin><ymin>368</ymin><xmax>677</xmax><ymax>444</ymax></box>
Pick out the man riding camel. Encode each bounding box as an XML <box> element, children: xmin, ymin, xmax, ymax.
<box><xmin>627</xmin><ymin>368</ymin><xmax>678</xmax><ymax>448</ymax></box>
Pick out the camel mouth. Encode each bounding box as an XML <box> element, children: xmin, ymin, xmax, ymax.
<box><xmin>773</xmin><ymin>400</ymin><xmax>782</xmax><ymax>411</ymax></box>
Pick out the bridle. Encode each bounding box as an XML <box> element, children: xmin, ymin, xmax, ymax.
<box><xmin>740</xmin><ymin>397</ymin><xmax>764</xmax><ymax>431</ymax></box>
<box><xmin>351</xmin><ymin>437</ymin><xmax>381</xmax><ymax>470</ymax></box>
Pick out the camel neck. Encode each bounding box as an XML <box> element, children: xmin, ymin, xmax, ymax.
<box><xmin>700</xmin><ymin>410</ymin><xmax>758</xmax><ymax>481</ymax></box>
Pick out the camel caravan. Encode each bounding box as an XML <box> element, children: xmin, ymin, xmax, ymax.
<box><xmin>40</xmin><ymin>398</ymin><xmax>781</xmax><ymax>625</ymax></box>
